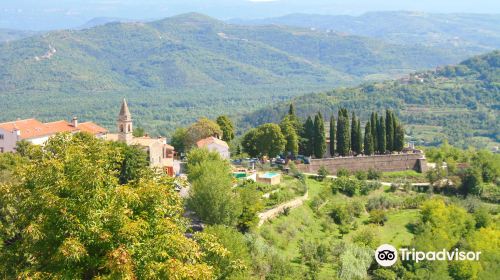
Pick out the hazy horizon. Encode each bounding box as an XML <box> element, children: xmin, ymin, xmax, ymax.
<box><xmin>1</xmin><ymin>0</ymin><xmax>500</xmax><ymax>31</ymax></box>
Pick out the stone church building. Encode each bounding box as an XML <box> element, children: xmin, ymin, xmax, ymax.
<box><xmin>107</xmin><ymin>99</ymin><xmax>175</xmax><ymax>176</ymax></box>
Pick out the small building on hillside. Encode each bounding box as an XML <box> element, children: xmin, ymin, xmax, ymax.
<box><xmin>0</xmin><ymin>117</ymin><xmax>107</xmax><ymax>153</ymax></box>
<box><xmin>107</xmin><ymin>99</ymin><xmax>175</xmax><ymax>176</ymax></box>
<box><xmin>196</xmin><ymin>136</ymin><xmax>230</xmax><ymax>160</ymax></box>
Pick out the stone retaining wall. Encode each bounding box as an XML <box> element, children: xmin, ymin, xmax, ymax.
<box><xmin>297</xmin><ymin>153</ymin><xmax>427</xmax><ymax>174</ymax></box>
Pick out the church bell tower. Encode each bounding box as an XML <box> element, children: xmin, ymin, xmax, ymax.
<box><xmin>117</xmin><ymin>99</ymin><xmax>133</xmax><ymax>144</ymax></box>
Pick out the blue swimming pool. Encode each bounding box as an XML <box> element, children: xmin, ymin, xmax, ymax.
<box><xmin>260</xmin><ymin>172</ymin><xmax>279</xmax><ymax>179</ymax></box>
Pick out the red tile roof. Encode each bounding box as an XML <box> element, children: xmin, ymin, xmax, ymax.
<box><xmin>0</xmin><ymin>118</ymin><xmax>107</xmax><ymax>140</ymax></box>
<box><xmin>196</xmin><ymin>136</ymin><xmax>229</xmax><ymax>148</ymax></box>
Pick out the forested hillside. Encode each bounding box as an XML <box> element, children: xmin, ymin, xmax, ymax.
<box><xmin>231</xmin><ymin>11</ymin><xmax>500</xmax><ymax>56</ymax></box>
<box><xmin>241</xmin><ymin>51</ymin><xmax>500</xmax><ymax>148</ymax></box>
<box><xmin>0</xmin><ymin>13</ymin><xmax>461</xmax><ymax>93</ymax></box>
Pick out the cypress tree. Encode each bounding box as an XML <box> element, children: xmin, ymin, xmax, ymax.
<box><xmin>304</xmin><ymin>116</ymin><xmax>315</xmax><ymax>157</ymax></box>
<box><xmin>336</xmin><ymin>110</ymin><xmax>350</xmax><ymax>157</ymax></box>
<box><xmin>351</xmin><ymin>112</ymin><xmax>357</xmax><ymax>155</ymax></box>
<box><xmin>314</xmin><ymin>112</ymin><xmax>326</xmax><ymax>158</ymax></box>
<box><xmin>377</xmin><ymin>116</ymin><xmax>386</xmax><ymax>154</ymax></box>
<box><xmin>385</xmin><ymin>110</ymin><xmax>394</xmax><ymax>152</ymax></box>
<box><xmin>371</xmin><ymin>112</ymin><xmax>378</xmax><ymax>152</ymax></box>
<box><xmin>288</xmin><ymin>103</ymin><xmax>296</xmax><ymax>116</ymax></box>
<box><xmin>329</xmin><ymin>115</ymin><xmax>335</xmax><ymax>157</ymax></box>
<box><xmin>280</xmin><ymin>116</ymin><xmax>299</xmax><ymax>157</ymax></box>
<box><xmin>364</xmin><ymin>121</ymin><xmax>374</xmax><ymax>155</ymax></box>
<box><xmin>394</xmin><ymin>123</ymin><xmax>405</xmax><ymax>152</ymax></box>
<box><xmin>356</xmin><ymin>119</ymin><xmax>363</xmax><ymax>155</ymax></box>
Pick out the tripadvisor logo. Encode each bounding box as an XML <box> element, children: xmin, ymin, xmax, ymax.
<box><xmin>375</xmin><ymin>244</ymin><xmax>481</xmax><ymax>267</ymax></box>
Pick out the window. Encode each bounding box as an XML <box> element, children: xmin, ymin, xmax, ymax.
<box><xmin>0</xmin><ymin>147</ymin><xmax>3</xmax><ymax>153</ymax></box>
<box><xmin>120</xmin><ymin>125</ymin><xmax>124</xmax><ymax>132</ymax></box>
<box><xmin>0</xmin><ymin>134</ymin><xmax>4</xmax><ymax>140</ymax></box>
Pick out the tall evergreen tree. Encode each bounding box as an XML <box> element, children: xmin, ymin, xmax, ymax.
<box><xmin>280</xmin><ymin>116</ymin><xmax>299</xmax><ymax>157</ymax></box>
<box><xmin>385</xmin><ymin>110</ymin><xmax>394</xmax><ymax>152</ymax></box>
<box><xmin>304</xmin><ymin>116</ymin><xmax>315</xmax><ymax>157</ymax></box>
<box><xmin>288</xmin><ymin>103</ymin><xmax>296</xmax><ymax>116</ymax></box>
<box><xmin>356</xmin><ymin>119</ymin><xmax>363</xmax><ymax>155</ymax></box>
<box><xmin>364</xmin><ymin>121</ymin><xmax>374</xmax><ymax>155</ymax></box>
<box><xmin>351</xmin><ymin>112</ymin><xmax>358</xmax><ymax>154</ymax></box>
<box><xmin>329</xmin><ymin>115</ymin><xmax>336</xmax><ymax>157</ymax></box>
<box><xmin>394</xmin><ymin>123</ymin><xmax>405</xmax><ymax>152</ymax></box>
<box><xmin>377</xmin><ymin>116</ymin><xmax>386</xmax><ymax>154</ymax></box>
<box><xmin>313</xmin><ymin>112</ymin><xmax>326</xmax><ymax>158</ymax></box>
<box><xmin>370</xmin><ymin>112</ymin><xmax>378</xmax><ymax>152</ymax></box>
<box><xmin>336</xmin><ymin>109</ymin><xmax>350</xmax><ymax>157</ymax></box>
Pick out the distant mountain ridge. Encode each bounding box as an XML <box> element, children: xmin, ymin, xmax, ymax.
<box><xmin>229</xmin><ymin>11</ymin><xmax>500</xmax><ymax>55</ymax></box>
<box><xmin>0</xmin><ymin>12</ymin><xmax>471</xmax><ymax>94</ymax></box>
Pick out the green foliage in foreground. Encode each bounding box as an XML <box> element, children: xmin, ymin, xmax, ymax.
<box><xmin>0</xmin><ymin>133</ymin><xmax>241</xmax><ymax>279</ymax></box>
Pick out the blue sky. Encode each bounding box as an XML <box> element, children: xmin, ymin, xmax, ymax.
<box><xmin>1</xmin><ymin>0</ymin><xmax>500</xmax><ymax>30</ymax></box>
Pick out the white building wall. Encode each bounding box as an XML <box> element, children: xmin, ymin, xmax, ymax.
<box><xmin>0</xmin><ymin>128</ymin><xmax>18</xmax><ymax>152</ymax></box>
<box><xmin>206</xmin><ymin>143</ymin><xmax>230</xmax><ymax>160</ymax></box>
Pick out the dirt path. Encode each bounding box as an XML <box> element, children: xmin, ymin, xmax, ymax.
<box><xmin>257</xmin><ymin>191</ymin><xmax>308</xmax><ymax>227</ymax></box>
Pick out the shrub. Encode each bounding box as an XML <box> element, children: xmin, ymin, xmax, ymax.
<box><xmin>330</xmin><ymin>205</ymin><xmax>352</xmax><ymax>225</ymax></box>
<box><xmin>352</xmin><ymin>226</ymin><xmax>380</xmax><ymax>248</ymax></box>
<box><xmin>368</xmin><ymin>209</ymin><xmax>388</xmax><ymax>225</ymax></box>
<box><xmin>365</xmin><ymin>195</ymin><xmax>401</xmax><ymax>211</ymax></box>
<box><xmin>347</xmin><ymin>200</ymin><xmax>365</xmax><ymax>218</ymax></box>
<box><xmin>354</xmin><ymin>171</ymin><xmax>368</xmax><ymax>180</ymax></box>
<box><xmin>337</xmin><ymin>168</ymin><xmax>350</xmax><ymax>177</ymax></box>
<box><xmin>317</xmin><ymin>165</ymin><xmax>329</xmax><ymax>181</ymax></box>
<box><xmin>367</xmin><ymin>168</ymin><xmax>381</xmax><ymax>180</ymax></box>
<box><xmin>360</xmin><ymin>181</ymin><xmax>382</xmax><ymax>195</ymax></box>
<box><xmin>332</xmin><ymin>176</ymin><xmax>361</xmax><ymax>196</ymax></box>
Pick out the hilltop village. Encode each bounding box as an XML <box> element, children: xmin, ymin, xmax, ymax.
<box><xmin>0</xmin><ymin>99</ymin><xmax>498</xmax><ymax>279</ymax></box>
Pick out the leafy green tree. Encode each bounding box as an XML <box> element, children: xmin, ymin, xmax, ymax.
<box><xmin>111</xmin><ymin>141</ymin><xmax>150</xmax><ymax>184</ymax></box>
<box><xmin>132</xmin><ymin>126</ymin><xmax>145</xmax><ymax>137</ymax></box>
<box><xmin>0</xmin><ymin>133</ymin><xmax>226</xmax><ymax>279</ymax></box>
<box><xmin>364</xmin><ymin>121</ymin><xmax>374</xmax><ymax>155</ymax></box>
<box><xmin>460</xmin><ymin>167</ymin><xmax>483</xmax><ymax>196</ymax></box>
<box><xmin>185</xmin><ymin>117</ymin><xmax>223</xmax><ymax>148</ymax></box>
<box><xmin>203</xmin><ymin>225</ymin><xmax>252</xmax><ymax>279</ymax></box>
<box><xmin>304</xmin><ymin>116</ymin><xmax>315</xmax><ymax>156</ymax></box>
<box><xmin>329</xmin><ymin>115</ymin><xmax>336</xmax><ymax>157</ymax></box>
<box><xmin>281</xmin><ymin>116</ymin><xmax>300</xmax><ymax>157</ymax></box>
<box><xmin>241</xmin><ymin>128</ymin><xmax>260</xmax><ymax>158</ymax></box>
<box><xmin>216</xmin><ymin>115</ymin><xmax>235</xmax><ymax>143</ymax></box>
<box><xmin>313</xmin><ymin>113</ymin><xmax>326</xmax><ymax>158</ymax></box>
<box><xmin>255</xmin><ymin>123</ymin><xmax>286</xmax><ymax>158</ymax></box>
<box><xmin>372</xmin><ymin>269</ymin><xmax>397</xmax><ymax>280</ymax></box>
<box><xmin>337</xmin><ymin>243</ymin><xmax>373</xmax><ymax>280</ymax></box>
<box><xmin>188</xmin><ymin>159</ymin><xmax>242</xmax><ymax>226</ymax></box>
<box><xmin>186</xmin><ymin>147</ymin><xmax>225</xmax><ymax>177</ymax></box>
<box><xmin>170</xmin><ymin>127</ymin><xmax>187</xmax><ymax>154</ymax></box>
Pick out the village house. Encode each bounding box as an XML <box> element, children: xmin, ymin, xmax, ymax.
<box><xmin>196</xmin><ymin>136</ymin><xmax>230</xmax><ymax>160</ymax></box>
<box><xmin>0</xmin><ymin>117</ymin><xmax>107</xmax><ymax>153</ymax></box>
<box><xmin>107</xmin><ymin>99</ymin><xmax>176</xmax><ymax>176</ymax></box>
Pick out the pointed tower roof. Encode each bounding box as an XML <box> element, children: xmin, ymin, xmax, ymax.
<box><xmin>118</xmin><ymin>99</ymin><xmax>132</xmax><ymax>120</ymax></box>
